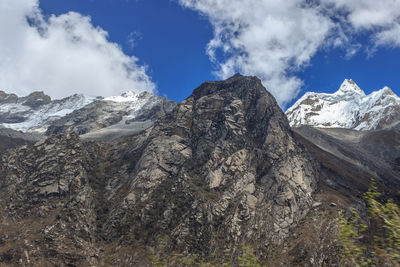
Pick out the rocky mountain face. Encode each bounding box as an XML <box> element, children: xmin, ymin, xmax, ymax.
<box><xmin>0</xmin><ymin>90</ymin><xmax>175</xmax><ymax>140</ymax></box>
<box><xmin>101</xmin><ymin>74</ymin><xmax>318</xmax><ymax>254</ymax></box>
<box><xmin>1</xmin><ymin>75</ymin><xmax>399</xmax><ymax>266</ymax></box>
<box><xmin>268</xmin><ymin>124</ymin><xmax>400</xmax><ymax>266</ymax></box>
<box><xmin>0</xmin><ymin>75</ymin><xmax>322</xmax><ymax>266</ymax></box>
<box><xmin>286</xmin><ymin>79</ymin><xmax>400</xmax><ymax>130</ymax></box>
<box><xmin>0</xmin><ymin>133</ymin><xmax>99</xmax><ymax>266</ymax></box>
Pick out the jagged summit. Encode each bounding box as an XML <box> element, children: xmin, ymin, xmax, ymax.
<box><xmin>381</xmin><ymin>86</ymin><xmax>395</xmax><ymax>96</ymax></box>
<box><xmin>336</xmin><ymin>79</ymin><xmax>365</xmax><ymax>95</ymax></box>
<box><xmin>286</xmin><ymin>80</ymin><xmax>400</xmax><ymax>130</ymax></box>
<box><xmin>192</xmin><ymin>73</ymin><xmax>264</xmax><ymax>99</ymax></box>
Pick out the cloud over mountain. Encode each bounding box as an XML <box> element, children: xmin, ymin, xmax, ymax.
<box><xmin>179</xmin><ymin>0</ymin><xmax>400</xmax><ymax>106</ymax></box>
<box><xmin>0</xmin><ymin>0</ymin><xmax>155</xmax><ymax>98</ymax></box>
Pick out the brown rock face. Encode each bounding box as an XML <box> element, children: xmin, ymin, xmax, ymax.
<box><xmin>0</xmin><ymin>75</ymin><xmax>319</xmax><ymax>265</ymax></box>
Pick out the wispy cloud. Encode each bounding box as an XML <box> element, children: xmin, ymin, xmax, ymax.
<box><xmin>0</xmin><ymin>0</ymin><xmax>155</xmax><ymax>98</ymax></box>
<box><xmin>127</xmin><ymin>31</ymin><xmax>143</xmax><ymax>50</ymax></box>
<box><xmin>179</xmin><ymin>0</ymin><xmax>400</xmax><ymax>106</ymax></box>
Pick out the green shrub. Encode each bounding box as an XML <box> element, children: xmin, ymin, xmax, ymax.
<box><xmin>337</xmin><ymin>179</ymin><xmax>400</xmax><ymax>266</ymax></box>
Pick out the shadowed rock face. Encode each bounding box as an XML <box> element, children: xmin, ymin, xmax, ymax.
<box><xmin>0</xmin><ymin>75</ymin><xmax>319</xmax><ymax>265</ymax></box>
<box><xmin>0</xmin><ymin>127</ymin><xmax>40</xmax><ymax>155</ymax></box>
<box><xmin>293</xmin><ymin>125</ymin><xmax>400</xmax><ymax>195</ymax></box>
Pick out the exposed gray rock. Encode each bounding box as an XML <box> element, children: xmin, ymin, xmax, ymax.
<box><xmin>0</xmin><ymin>133</ymin><xmax>98</xmax><ymax>266</ymax></box>
<box><xmin>101</xmin><ymin>74</ymin><xmax>319</xmax><ymax>257</ymax></box>
<box><xmin>21</xmin><ymin>91</ymin><xmax>52</xmax><ymax>109</ymax></box>
<box><xmin>0</xmin><ymin>91</ymin><xmax>18</xmax><ymax>104</ymax></box>
<box><xmin>0</xmin><ymin>75</ymin><xmax>320</xmax><ymax>266</ymax></box>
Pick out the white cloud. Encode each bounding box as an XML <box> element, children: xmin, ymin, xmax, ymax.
<box><xmin>179</xmin><ymin>0</ymin><xmax>400</xmax><ymax>106</ymax></box>
<box><xmin>0</xmin><ymin>0</ymin><xmax>155</xmax><ymax>99</ymax></box>
<box><xmin>180</xmin><ymin>0</ymin><xmax>333</xmax><ymax>106</ymax></box>
<box><xmin>374</xmin><ymin>24</ymin><xmax>400</xmax><ymax>47</ymax></box>
<box><xmin>322</xmin><ymin>0</ymin><xmax>400</xmax><ymax>30</ymax></box>
<box><xmin>323</xmin><ymin>0</ymin><xmax>400</xmax><ymax>48</ymax></box>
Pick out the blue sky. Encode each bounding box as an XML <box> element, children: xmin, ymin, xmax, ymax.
<box><xmin>40</xmin><ymin>0</ymin><xmax>215</xmax><ymax>103</ymax></box>
<box><xmin>2</xmin><ymin>0</ymin><xmax>400</xmax><ymax>109</ymax></box>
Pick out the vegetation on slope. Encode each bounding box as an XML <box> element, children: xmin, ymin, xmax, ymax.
<box><xmin>338</xmin><ymin>180</ymin><xmax>400</xmax><ymax>266</ymax></box>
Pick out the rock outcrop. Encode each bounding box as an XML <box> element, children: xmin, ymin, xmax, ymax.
<box><xmin>101</xmin><ymin>74</ymin><xmax>318</xmax><ymax>258</ymax></box>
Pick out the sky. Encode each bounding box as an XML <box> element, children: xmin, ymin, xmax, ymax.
<box><xmin>1</xmin><ymin>0</ymin><xmax>400</xmax><ymax>109</ymax></box>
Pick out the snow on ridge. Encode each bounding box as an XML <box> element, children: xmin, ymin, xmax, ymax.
<box><xmin>0</xmin><ymin>89</ymin><xmax>159</xmax><ymax>133</ymax></box>
<box><xmin>0</xmin><ymin>89</ymin><xmax>163</xmax><ymax>134</ymax></box>
<box><xmin>104</xmin><ymin>90</ymin><xmax>139</xmax><ymax>102</ymax></box>
<box><xmin>286</xmin><ymin>79</ymin><xmax>400</xmax><ymax>131</ymax></box>
<box><xmin>0</xmin><ymin>93</ymin><xmax>96</xmax><ymax>133</ymax></box>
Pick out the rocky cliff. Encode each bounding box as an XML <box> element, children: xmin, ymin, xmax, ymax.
<box><xmin>0</xmin><ymin>75</ymin><xmax>320</xmax><ymax>266</ymax></box>
<box><xmin>0</xmin><ymin>133</ymin><xmax>98</xmax><ymax>266</ymax></box>
<box><xmin>101</xmin><ymin>74</ymin><xmax>318</xmax><ymax>255</ymax></box>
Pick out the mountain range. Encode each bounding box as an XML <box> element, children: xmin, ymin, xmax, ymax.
<box><xmin>0</xmin><ymin>89</ymin><xmax>175</xmax><ymax>141</ymax></box>
<box><xmin>0</xmin><ymin>75</ymin><xmax>399</xmax><ymax>266</ymax></box>
<box><xmin>286</xmin><ymin>79</ymin><xmax>400</xmax><ymax>130</ymax></box>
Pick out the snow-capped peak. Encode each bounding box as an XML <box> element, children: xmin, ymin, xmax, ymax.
<box><xmin>286</xmin><ymin>80</ymin><xmax>400</xmax><ymax>131</ymax></box>
<box><xmin>335</xmin><ymin>79</ymin><xmax>365</xmax><ymax>96</ymax></box>
<box><xmin>380</xmin><ymin>86</ymin><xmax>395</xmax><ymax>96</ymax></box>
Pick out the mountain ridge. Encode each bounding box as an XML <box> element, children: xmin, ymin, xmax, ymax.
<box><xmin>286</xmin><ymin>79</ymin><xmax>400</xmax><ymax>130</ymax></box>
<box><xmin>0</xmin><ymin>89</ymin><xmax>175</xmax><ymax>140</ymax></box>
